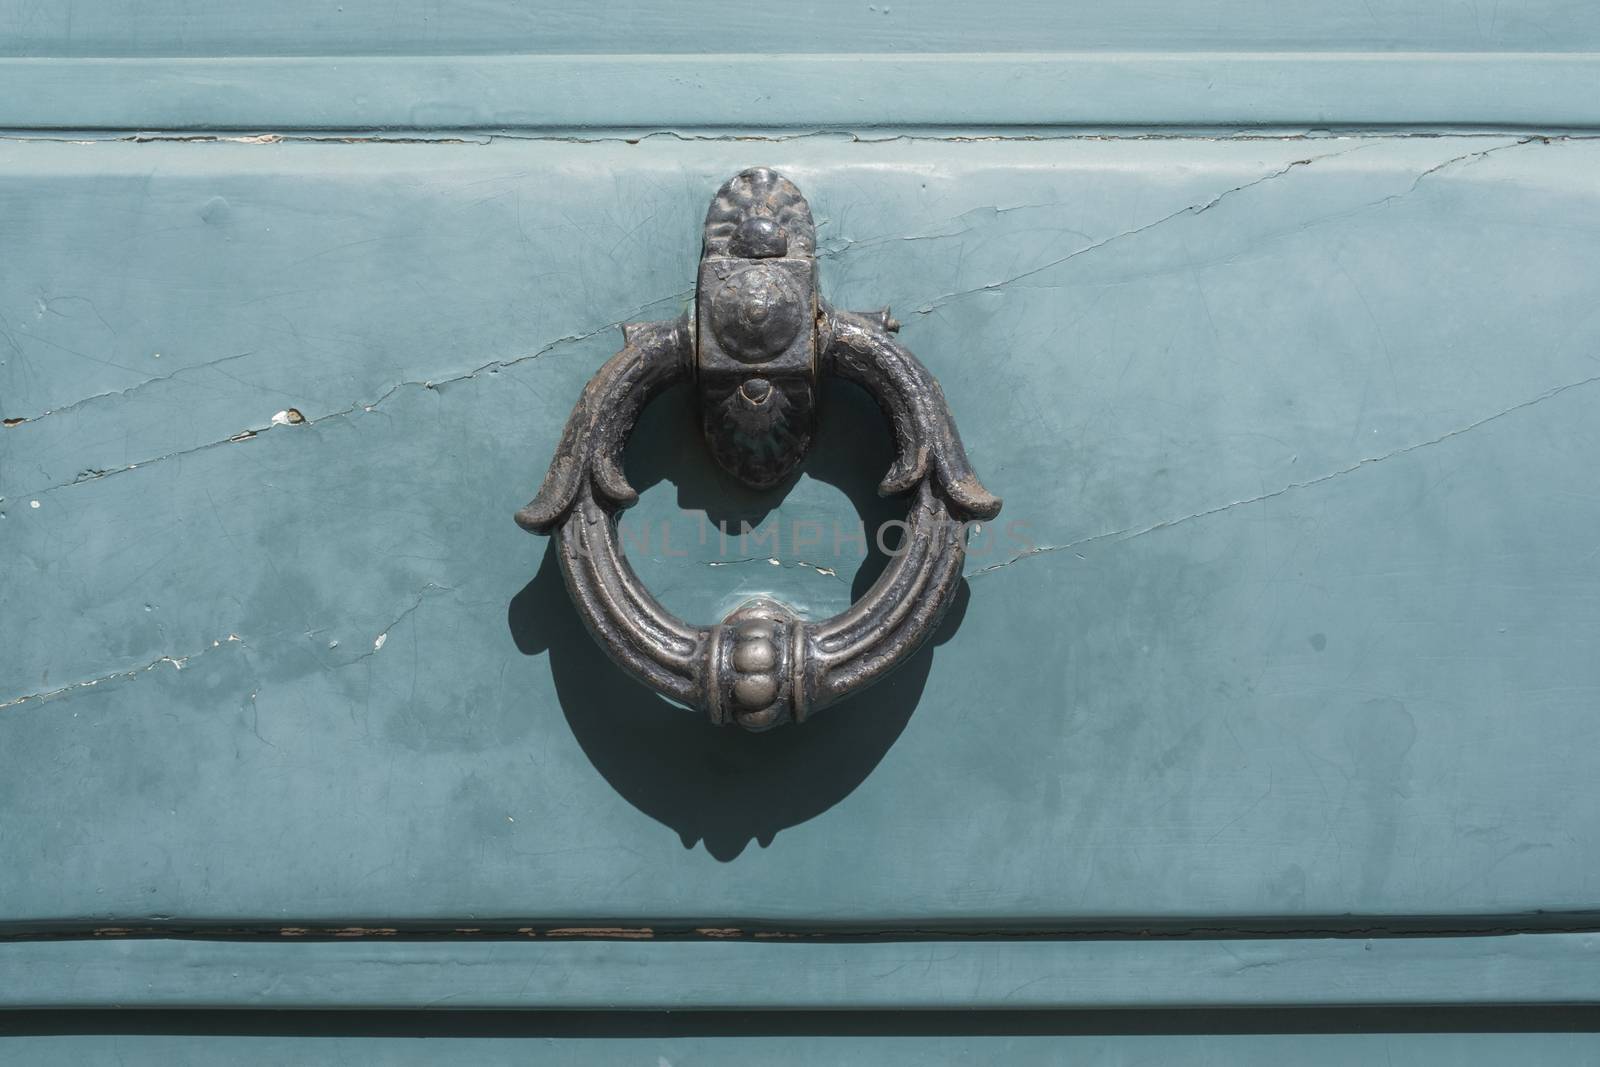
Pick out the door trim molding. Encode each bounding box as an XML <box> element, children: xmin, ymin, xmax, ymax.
<box><xmin>5</xmin><ymin>52</ymin><xmax>1600</xmax><ymax>132</ymax></box>
<box><xmin>4</xmin><ymin>933</ymin><xmax>1598</xmax><ymax>1010</ymax></box>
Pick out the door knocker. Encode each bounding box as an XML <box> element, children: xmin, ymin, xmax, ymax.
<box><xmin>516</xmin><ymin>168</ymin><xmax>1001</xmax><ymax>730</ymax></box>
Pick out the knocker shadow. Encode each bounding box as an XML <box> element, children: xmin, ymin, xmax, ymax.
<box><xmin>508</xmin><ymin>381</ymin><xmax>971</xmax><ymax>861</ymax></box>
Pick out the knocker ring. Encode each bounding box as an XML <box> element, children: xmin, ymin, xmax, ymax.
<box><xmin>516</xmin><ymin>168</ymin><xmax>1001</xmax><ymax>731</ymax></box>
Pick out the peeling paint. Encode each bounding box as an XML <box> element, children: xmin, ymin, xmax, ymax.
<box><xmin>703</xmin><ymin>557</ymin><xmax>847</xmax><ymax>583</ymax></box>
<box><xmin>0</xmin><ymin>636</ymin><xmax>245</xmax><ymax>710</ymax></box>
<box><xmin>545</xmin><ymin>927</ymin><xmax>654</xmax><ymax>939</ymax></box>
<box><xmin>360</xmin><ymin>583</ymin><xmax>452</xmax><ymax>661</ymax></box>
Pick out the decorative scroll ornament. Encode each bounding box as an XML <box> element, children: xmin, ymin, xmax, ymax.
<box><xmin>516</xmin><ymin>168</ymin><xmax>1001</xmax><ymax>731</ymax></box>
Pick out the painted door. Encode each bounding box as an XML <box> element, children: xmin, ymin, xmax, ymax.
<box><xmin>3</xmin><ymin>1</ymin><xmax>1600</xmax><ymax>1061</ymax></box>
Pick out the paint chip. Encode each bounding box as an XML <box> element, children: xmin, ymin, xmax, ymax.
<box><xmin>271</xmin><ymin>408</ymin><xmax>306</xmax><ymax>426</ymax></box>
<box><xmin>373</xmin><ymin>632</ymin><xmax>388</xmax><ymax>652</ymax></box>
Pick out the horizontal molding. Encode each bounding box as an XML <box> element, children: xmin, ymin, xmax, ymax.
<box><xmin>3</xmin><ymin>934</ymin><xmax>1598</xmax><ymax>1009</ymax></box>
<box><xmin>6</xmin><ymin>0</ymin><xmax>1597</xmax><ymax>61</ymax></box>
<box><xmin>2</xmin><ymin>52</ymin><xmax>1600</xmax><ymax>131</ymax></box>
<box><xmin>7</xmin><ymin>910</ymin><xmax>1600</xmax><ymax>942</ymax></box>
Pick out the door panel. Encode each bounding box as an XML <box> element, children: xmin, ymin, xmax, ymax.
<box><xmin>4</xmin><ymin>135</ymin><xmax>1598</xmax><ymax>925</ymax></box>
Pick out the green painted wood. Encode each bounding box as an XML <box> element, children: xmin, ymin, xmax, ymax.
<box><xmin>3</xmin><ymin>134</ymin><xmax>1600</xmax><ymax>927</ymax></box>
<box><xmin>1</xmin><ymin>935</ymin><xmax>1599</xmax><ymax>1009</ymax></box>
<box><xmin>7</xmin><ymin>53</ymin><xmax>1600</xmax><ymax>131</ymax></box>
<box><xmin>4</xmin><ymin>1031</ymin><xmax>1600</xmax><ymax>1066</ymax></box>
<box><xmin>9</xmin><ymin>0</ymin><xmax>1600</xmax><ymax>130</ymax></box>
<box><xmin>7</xmin><ymin>0</ymin><xmax>1599</xmax><ymax>58</ymax></box>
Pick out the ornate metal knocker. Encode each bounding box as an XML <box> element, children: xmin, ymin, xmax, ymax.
<box><xmin>516</xmin><ymin>169</ymin><xmax>1001</xmax><ymax>730</ymax></box>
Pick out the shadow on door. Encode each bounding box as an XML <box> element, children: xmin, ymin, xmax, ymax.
<box><xmin>508</xmin><ymin>380</ymin><xmax>970</xmax><ymax>860</ymax></box>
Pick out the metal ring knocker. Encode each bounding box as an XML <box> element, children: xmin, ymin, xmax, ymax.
<box><xmin>516</xmin><ymin>168</ymin><xmax>1001</xmax><ymax>731</ymax></box>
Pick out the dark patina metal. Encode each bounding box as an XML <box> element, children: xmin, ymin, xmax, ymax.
<box><xmin>515</xmin><ymin>168</ymin><xmax>1001</xmax><ymax>731</ymax></box>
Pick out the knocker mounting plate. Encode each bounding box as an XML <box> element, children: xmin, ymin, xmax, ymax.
<box><xmin>516</xmin><ymin>168</ymin><xmax>1001</xmax><ymax>730</ymax></box>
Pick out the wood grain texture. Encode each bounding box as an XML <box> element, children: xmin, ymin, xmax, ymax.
<box><xmin>3</xmin><ymin>135</ymin><xmax>1599</xmax><ymax>925</ymax></box>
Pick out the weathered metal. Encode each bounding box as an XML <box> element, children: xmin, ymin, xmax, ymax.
<box><xmin>516</xmin><ymin>168</ymin><xmax>1001</xmax><ymax>729</ymax></box>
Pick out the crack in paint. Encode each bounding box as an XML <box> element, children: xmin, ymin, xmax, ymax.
<box><xmin>349</xmin><ymin>582</ymin><xmax>455</xmax><ymax>665</ymax></box>
<box><xmin>0</xmin><ymin>581</ymin><xmax>458</xmax><ymax>710</ymax></box>
<box><xmin>0</xmin><ymin>635</ymin><xmax>243</xmax><ymax>710</ymax></box>
<box><xmin>5</xmin><ymin>134</ymin><xmax>1585</xmax><ymax>506</ymax></box>
<box><xmin>2</xmin><ymin>350</ymin><xmax>257</xmax><ymax>428</ymax></box>
<box><xmin>10</xmin><ymin>293</ymin><xmax>691</xmax><ymax>501</ymax></box>
<box><xmin>305</xmin><ymin>288</ymin><xmax>692</xmax><ymax>430</ymax></box>
<box><xmin>1352</xmin><ymin>135</ymin><xmax>1545</xmax><ymax>211</ymax></box>
<box><xmin>968</xmin><ymin>372</ymin><xmax>1600</xmax><ymax>579</ymax></box>
<box><xmin>911</xmin><ymin>142</ymin><xmax>1375</xmax><ymax>316</ymax></box>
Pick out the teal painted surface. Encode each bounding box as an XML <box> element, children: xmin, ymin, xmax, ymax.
<box><xmin>8</xmin><ymin>53</ymin><xmax>1600</xmax><ymax>130</ymax></box>
<box><xmin>4</xmin><ymin>1032</ymin><xmax>1600</xmax><ymax>1067</ymax></box>
<box><xmin>7</xmin><ymin>0</ymin><xmax>1598</xmax><ymax>57</ymax></box>
<box><xmin>8</xmin><ymin>0</ymin><xmax>1600</xmax><ymax>129</ymax></box>
<box><xmin>3</xmin><ymin>935</ymin><xmax>1600</xmax><ymax>1009</ymax></box>
<box><xmin>3</xmin><ymin>135</ymin><xmax>1600</xmax><ymax>926</ymax></box>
